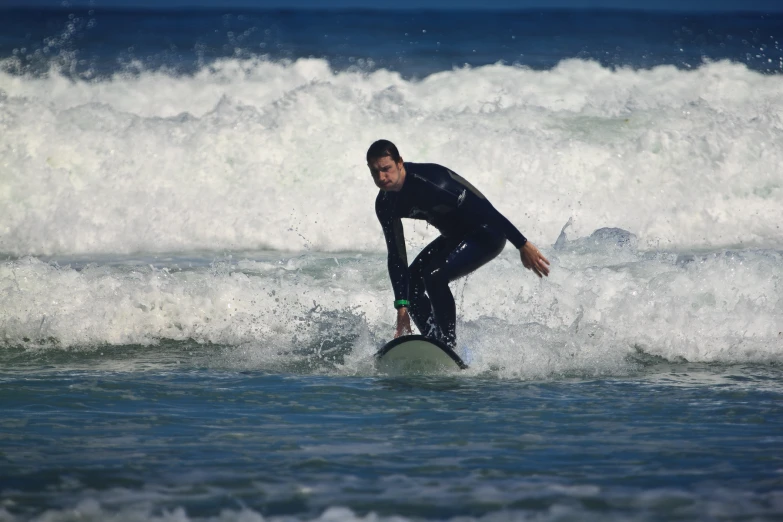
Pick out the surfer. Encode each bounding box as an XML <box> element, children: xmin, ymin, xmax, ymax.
<box><xmin>368</xmin><ymin>139</ymin><xmax>550</xmax><ymax>349</ymax></box>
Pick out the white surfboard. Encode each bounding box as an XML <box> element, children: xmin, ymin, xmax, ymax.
<box><xmin>375</xmin><ymin>335</ymin><xmax>468</xmax><ymax>373</ymax></box>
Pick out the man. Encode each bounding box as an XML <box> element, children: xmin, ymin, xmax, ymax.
<box><xmin>368</xmin><ymin>139</ymin><xmax>550</xmax><ymax>348</ymax></box>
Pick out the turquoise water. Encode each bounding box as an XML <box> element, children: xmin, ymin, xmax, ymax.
<box><xmin>4</xmin><ymin>349</ymin><xmax>782</xmax><ymax>521</ymax></box>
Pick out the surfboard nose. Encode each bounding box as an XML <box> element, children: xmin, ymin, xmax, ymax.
<box><xmin>376</xmin><ymin>335</ymin><xmax>468</xmax><ymax>373</ymax></box>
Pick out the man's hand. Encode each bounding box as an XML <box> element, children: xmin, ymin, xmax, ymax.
<box><xmin>394</xmin><ymin>307</ymin><xmax>413</xmax><ymax>338</ymax></box>
<box><xmin>519</xmin><ymin>242</ymin><xmax>550</xmax><ymax>278</ymax></box>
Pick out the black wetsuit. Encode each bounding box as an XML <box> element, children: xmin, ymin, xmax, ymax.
<box><xmin>375</xmin><ymin>162</ymin><xmax>527</xmax><ymax>348</ymax></box>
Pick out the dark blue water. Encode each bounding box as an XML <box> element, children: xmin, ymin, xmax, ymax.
<box><xmin>2</xmin><ymin>8</ymin><xmax>782</xmax><ymax>78</ymax></box>
<box><xmin>3</xmin><ymin>351</ymin><xmax>783</xmax><ymax>521</ymax></box>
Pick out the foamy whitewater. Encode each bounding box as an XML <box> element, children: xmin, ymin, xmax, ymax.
<box><xmin>1</xmin><ymin>7</ymin><xmax>783</xmax><ymax>522</ymax></box>
<box><xmin>2</xmin><ymin>57</ymin><xmax>782</xmax><ymax>364</ymax></box>
<box><xmin>2</xmin><ymin>58</ymin><xmax>783</xmax><ymax>254</ymax></box>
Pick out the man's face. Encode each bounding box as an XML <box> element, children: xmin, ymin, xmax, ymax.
<box><xmin>368</xmin><ymin>156</ymin><xmax>405</xmax><ymax>192</ymax></box>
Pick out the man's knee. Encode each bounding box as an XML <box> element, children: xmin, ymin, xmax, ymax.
<box><xmin>422</xmin><ymin>266</ymin><xmax>447</xmax><ymax>292</ymax></box>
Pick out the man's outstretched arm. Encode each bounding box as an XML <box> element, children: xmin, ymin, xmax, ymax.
<box><xmin>455</xmin><ymin>188</ymin><xmax>550</xmax><ymax>278</ymax></box>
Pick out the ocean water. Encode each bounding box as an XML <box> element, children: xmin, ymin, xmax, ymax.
<box><xmin>1</xmin><ymin>6</ymin><xmax>783</xmax><ymax>521</ymax></box>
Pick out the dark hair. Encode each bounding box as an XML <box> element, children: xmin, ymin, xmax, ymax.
<box><xmin>366</xmin><ymin>139</ymin><xmax>402</xmax><ymax>164</ymax></box>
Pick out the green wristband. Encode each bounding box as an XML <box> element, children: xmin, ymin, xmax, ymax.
<box><xmin>394</xmin><ymin>299</ymin><xmax>410</xmax><ymax>309</ymax></box>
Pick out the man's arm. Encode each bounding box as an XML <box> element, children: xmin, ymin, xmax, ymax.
<box><xmin>450</xmin><ymin>179</ymin><xmax>550</xmax><ymax>277</ymax></box>
<box><xmin>456</xmin><ymin>189</ymin><xmax>527</xmax><ymax>248</ymax></box>
<box><xmin>376</xmin><ymin>198</ymin><xmax>409</xmax><ymax>301</ymax></box>
<box><xmin>376</xmin><ymin>196</ymin><xmax>414</xmax><ymax>336</ymax></box>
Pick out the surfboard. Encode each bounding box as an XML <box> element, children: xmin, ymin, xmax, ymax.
<box><xmin>375</xmin><ymin>335</ymin><xmax>468</xmax><ymax>373</ymax></box>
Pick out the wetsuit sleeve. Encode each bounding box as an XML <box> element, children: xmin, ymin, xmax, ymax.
<box><xmin>437</xmin><ymin>170</ymin><xmax>527</xmax><ymax>248</ymax></box>
<box><xmin>460</xmin><ymin>193</ymin><xmax>528</xmax><ymax>248</ymax></box>
<box><xmin>375</xmin><ymin>194</ymin><xmax>409</xmax><ymax>302</ymax></box>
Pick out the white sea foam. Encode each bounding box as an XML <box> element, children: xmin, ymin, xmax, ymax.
<box><xmin>1</xmin><ymin>58</ymin><xmax>782</xmax><ymax>256</ymax></box>
<box><xmin>2</xmin><ymin>234</ymin><xmax>781</xmax><ymax>371</ymax></box>
<box><xmin>0</xmin><ymin>487</ymin><xmax>779</xmax><ymax>522</ymax></box>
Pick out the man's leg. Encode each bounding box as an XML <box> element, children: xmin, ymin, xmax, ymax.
<box><xmin>420</xmin><ymin>226</ymin><xmax>506</xmax><ymax>348</ymax></box>
<box><xmin>407</xmin><ymin>235</ymin><xmax>459</xmax><ymax>339</ymax></box>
